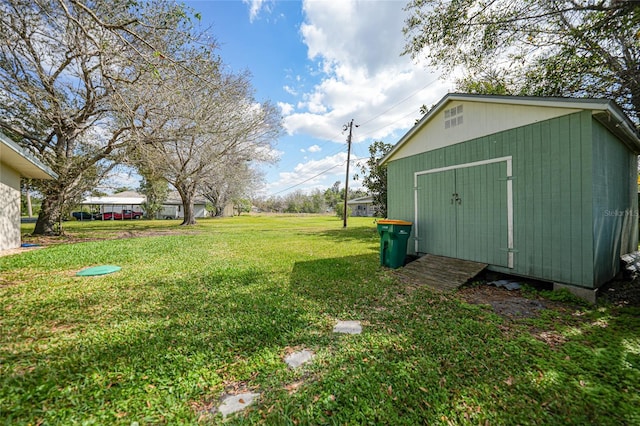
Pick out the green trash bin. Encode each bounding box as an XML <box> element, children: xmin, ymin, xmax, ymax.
<box><xmin>377</xmin><ymin>219</ymin><xmax>412</xmax><ymax>269</ymax></box>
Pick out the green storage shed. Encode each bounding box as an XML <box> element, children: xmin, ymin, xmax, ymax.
<box><xmin>381</xmin><ymin>94</ymin><xmax>640</xmax><ymax>301</ymax></box>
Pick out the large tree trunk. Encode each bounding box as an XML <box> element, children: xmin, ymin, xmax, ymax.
<box><xmin>33</xmin><ymin>193</ymin><xmax>63</xmax><ymax>235</ymax></box>
<box><xmin>177</xmin><ymin>185</ymin><xmax>197</xmax><ymax>226</ymax></box>
<box><xmin>181</xmin><ymin>201</ymin><xmax>196</xmax><ymax>225</ymax></box>
<box><xmin>31</xmin><ymin>165</ymin><xmax>89</xmax><ymax>235</ymax></box>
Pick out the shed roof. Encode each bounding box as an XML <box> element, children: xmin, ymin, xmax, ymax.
<box><xmin>381</xmin><ymin>94</ymin><xmax>640</xmax><ymax>165</ymax></box>
<box><xmin>0</xmin><ymin>131</ymin><xmax>57</xmax><ymax>179</ymax></box>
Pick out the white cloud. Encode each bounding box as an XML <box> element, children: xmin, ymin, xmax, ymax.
<box><xmin>242</xmin><ymin>0</ymin><xmax>272</xmax><ymax>23</ymax></box>
<box><xmin>281</xmin><ymin>0</ymin><xmax>453</xmax><ymax>142</ymax></box>
<box><xmin>308</xmin><ymin>144</ymin><xmax>321</xmax><ymax>153</ymax></box>
<box><xmin>266</xmin><ymin>151</ymin><xmax>362</xmax><ymax>194</ymax></box>
<box><xmin>283</xmin><ymin>85</ymin><xmax>298</xmax><ymax>96</ymax></box>
<box><xmin>278</xmin><ymin>101</ymin><xmax>294</xmax><ymax>115</ymax></box>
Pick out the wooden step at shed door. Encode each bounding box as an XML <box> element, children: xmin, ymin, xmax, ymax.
<box><xmin>394</xmin><ymin>254</ymin><xmax>487</xmax><ymax>293</ymax></box>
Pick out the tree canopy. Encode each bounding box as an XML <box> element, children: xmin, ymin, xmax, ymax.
<box><xmin>0</xmin><ymin>0</ymin><xmax>201</xmax><ymax>233</ymax></box>
<box><xmin>403</xmin><ymin>0</ymin><xmax>640</xmax><ymax>123</ymax></box>
<box><xmin>1</xmin><ymin>0</ymin><xmax>280</xmax><ymax>231</ymax></box>
<box><xmin>123</xmin><ymin>47</ymin><xmax>281</xmax><ymax>225</ymax></box>
<box><xmin>356</xmin><ymin>141</ymin><xmax>393</xmax><ymax>218</ymax></box>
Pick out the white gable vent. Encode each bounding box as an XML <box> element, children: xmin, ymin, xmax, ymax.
<box><xmin>444</xmin><ymin>104</ymin><xmax>463</xmax><ymax>129</ymax></box>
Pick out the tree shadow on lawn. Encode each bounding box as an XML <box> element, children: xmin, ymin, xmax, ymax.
<box><xmin>289</xmin><ymin>254</ymin><xmax>390</xmax><ymax>317</ymax></box>
<box><xmin>286</xmin><ymin>256</ymin><xmax>640</xmax><ymax>425</ymax></box>
<box><xmin>305</xmin><ymin>225</ymin><xmax>381</xmax><ymax>245</ymax></box>
<box><xmin>0</xmin><ymin>267</ymin><xmax>326</xmax><ymax>424</ymax></box>
<box><xmin>4</xmin><ymin>257</ymin><xmax>638</xmax><ymax>425</ymax></box>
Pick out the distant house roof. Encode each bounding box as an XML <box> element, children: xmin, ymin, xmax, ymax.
<box><xmin>81</xmin><ymin>191</ymin><xmax>207</xmax><ymax>205</ymax></box>
<box><xmin>381</xmin><ymin>94</ymin><xmax>640</xmax><ymax>165</ymax></box>
<box><xmin>347</xmin><ymin>196</ymin><xmax>374</xmax><ymax>205</ymax></box>
<box><xmin>82</xmin><ymin>191</ymin><xmax>145</xmax><ymax>205</ymax></box>
<box><xmin>0</xmin><ymin>131</ymin><xmax>56</xmax><ymax>179</ymax></box>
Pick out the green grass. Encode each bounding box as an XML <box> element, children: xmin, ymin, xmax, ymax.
<box><xmin>2</xmin><ymin>216</ymin><xmax>639</xmax><ymax>425</ymax></box>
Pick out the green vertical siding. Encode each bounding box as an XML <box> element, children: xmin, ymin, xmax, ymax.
<box><xmin>455</xmin><ymin>161</ymin><xmax>508</xmax><ymax>266</ymax></box>
<box><xmin>591</xmin><ymin>121</ymin><xmax>639</xmax><ymax>287</ymax></box>
<box><xmin>387</xmin><ymin>111</ymin><xmax>605</xmax><ymax>288</ymax></box>
<box><xmin>387</xmin><ymin>157</ymin><xmax>416</xmax><ymax>222</ymax></box>
<box><xmin>417</xmin><ymin>170</ymin><xmax>456</xmax><ymax>257</ymax></box>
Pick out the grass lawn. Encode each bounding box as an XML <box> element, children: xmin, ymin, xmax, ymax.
<box><xmin>1</xmin><ymin>215</ymin><xmax>639</xmax><ymax>425</ymax></box>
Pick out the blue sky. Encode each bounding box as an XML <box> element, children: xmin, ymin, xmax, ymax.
<box><xmin>170</xmin><ymin>0</ymin><xmax>453</xmax><ymax>196</ymax></box>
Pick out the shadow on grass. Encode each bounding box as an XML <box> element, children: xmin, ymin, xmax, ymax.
<box><xmin>289</xmin><ymin>254</ymin><xmax>387</xmax><ymax>317</ymax></box>
<box><xmin>284</xmin><ymin>256</ymin><xmax>640</xmax><ymax>425</ymax></box>
<box><xmin>3</xmin><ymin>254</ymin><xmax>638</xmax><ymax>425</ymax></box>
<box><xmin>299</xmin><ymin>222</ymin><xmax>380</xmax><ymax>244</ymax></box>
<box><xmin>0</xmin><ymin>267</ymin><xmax>318</xmax><ymax>424</ymax></box>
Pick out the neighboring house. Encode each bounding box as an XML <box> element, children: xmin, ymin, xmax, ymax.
<box><xmin>80</xmin><ymin>191</ymin><xmax>208</xmax><ymax>219</ymax></box>
<box><xmin>0</xmin><ymin>132</ymin><xmax>56</xmax><ymax>252</ymax></box>
<box><xmin>347</xmin><ymin>196</ymin><xmax>375</xmax><ymax>217</ymax></box>
<box><xmin>157</xmin><ymin>194</ymin><xmax>208</xmax><ymax>219</ymax></box>
<box><xmin>381</xmin><ymin>93</ymin><xmax>640</xmax><ymax>301</ymax></box>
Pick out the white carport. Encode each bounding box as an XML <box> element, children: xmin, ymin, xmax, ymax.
<box><xmin>79</xmin><ymin>191</ymin><xmax>209</xmax><ymax>219</ymax></box>
<box><xmin>80</xmin><ymin>191</ymin><xmax>144</xmax><ymax>220</ymax></box>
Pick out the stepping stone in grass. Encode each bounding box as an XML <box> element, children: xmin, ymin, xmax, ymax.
<box><xmin>285</xmin><ymin>350</ymin><xmax>314</xmax><ymax>368</ymax></box>
<box><xmin>217</xmin><ymin>392</ymin><xmax>260</xmax><ymax>418</ymax></box>
<box><xmin>333</xmin><ymin>320</ymin><xmax>362</xmax><ymax>334</ymax></box>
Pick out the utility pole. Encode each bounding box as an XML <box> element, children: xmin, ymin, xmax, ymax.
<box><xmin>342</xmin><ymin>119</ymin><xmax>357</xmax><ymax>228</ymax></box>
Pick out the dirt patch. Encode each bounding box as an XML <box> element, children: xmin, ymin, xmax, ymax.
<box><xmin>457</xmin><ymin>284</ymin><xmax>578</xmax><ymax>349</ymax></box>
<box><xmin>459</xmin><ymin>272</ymin><xmax>640</xmax><ymax>314</ymax></box>
<box><xmin>598</xmin><ymin>276</ymin><xmax>640</xmax><ymax>307</ymax></box>
<box><xmin>1</xmin><ymin>229</ymin><xmax>201</xmax><ymax>258</ymax></box>
<box><xmin>458</xmin><ymin>285</ymin><xmax>553</xmax><ymax>318</ymax></box>
<box><xmin>28</xmin><ymin>229</ymin><xmax>200</xmax><ymax>245</ymax></box>
<box><xmin>0</xmin><ymin>246</ymin><xmax>44</xmax><ymax>258</ymax></box>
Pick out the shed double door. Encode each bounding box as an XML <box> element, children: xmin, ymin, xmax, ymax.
<box><xmin>417</xmin><ymin>161</ymin><xmax>509</xmax><ymax>267</ymax></box>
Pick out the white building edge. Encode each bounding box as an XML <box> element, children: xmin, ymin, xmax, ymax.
<box><xmin>0</xmin><ymin>132</ymin><xmax>56</xmax><ymax>251</ymax></box>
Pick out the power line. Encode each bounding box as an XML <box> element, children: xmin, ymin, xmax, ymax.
<box><xmin>268</xmin><ymin>160</ymin><xmax>346</xmax><ymax>196</ymax></box>
<box><xmin>358</xmin><ymin>77</ymin><xmax>439</xmax><ymax>127</ymax></box>
<box><xmin>267</xmin><ymin>77</ymin><xmax>438</xmax><ymax>196</ymax></box>
<box><xmin>357</xmin><ymin>107</ymin><xmax>420</xmax><ymax>140</ymax></box>
<box><xmin>275</xmin><ymin>140</ymin><xmax>348</xmax><ymax>176</ymax></box>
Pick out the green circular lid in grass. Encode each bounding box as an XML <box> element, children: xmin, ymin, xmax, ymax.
<box><xmin>76</xmin><ymin>265</ymin><xmax>121</xmax><ymax>276</ymax></box>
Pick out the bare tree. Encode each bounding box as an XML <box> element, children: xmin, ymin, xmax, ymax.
<box><xmin>0</xmin><ymin>0</ymin><xmax>196</xmax><ymax>234</ymax></box>
<box><xmin>126</xmin><ymin>48</ymin><xmax>282</xmax><ymax>225</ymax></box>
<box><xmin>201</xmin><ymin>161</ymin><xmax>264</xmax><ymax>217</ymax></box>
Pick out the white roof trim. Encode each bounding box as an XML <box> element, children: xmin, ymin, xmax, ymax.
<box><xmin>381</xmin><ymin>94</ymin><xmax>640</xmax><ymax>165</ymax></box>
<box><xmin>0</xmin><ymin>132</ymin><xmax>57</xmax><ymax>179</ymax></box>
